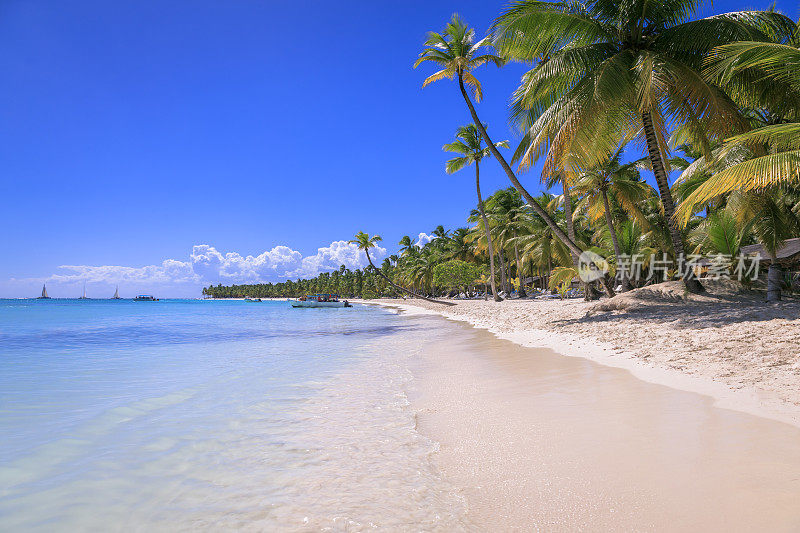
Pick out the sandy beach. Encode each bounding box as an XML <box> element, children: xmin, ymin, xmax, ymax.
<box><xmin>353</xmin><ymin>292</ymin><xmax>800</xmax><ymax>530</ymax></box>
<box><xmin>358</xmin><ymin>280</ymin><xmax>800</xmax><ymax>428</ymax></box>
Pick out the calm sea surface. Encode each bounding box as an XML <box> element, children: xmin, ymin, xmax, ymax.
<box><xmin>0</xmin><ymin>299</ymin><xmax>465</xmax><ymax>531</ymax></box>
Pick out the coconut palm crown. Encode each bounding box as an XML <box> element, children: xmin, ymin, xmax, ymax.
<box><xmin>413</xmin><ymin>14</ymin><xmax>505</xmax><ymax>102</ymax></box>
<box><xmin>443</xmin><ymin>124</ymin><xmax>509</xmax><ymax>172</ymax></box>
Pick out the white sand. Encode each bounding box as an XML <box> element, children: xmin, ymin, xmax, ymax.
<box><xmin>402</xmin><ymin>318</ymin><xmax>800</xmax><ymax>530</ymax></box>
<box><xmin>356</xmin><ymin>280</ymin><xmax>800</xmax><ymax>427</ymax></box>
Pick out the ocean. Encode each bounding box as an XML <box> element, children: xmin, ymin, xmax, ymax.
<box><xmin>0</xmin><ymin>299</ymin><xmax>465</xmax><ymax>531</ymax></box>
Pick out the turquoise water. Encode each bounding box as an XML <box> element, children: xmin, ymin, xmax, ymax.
<box><xmin>0</xmin><ymin>299</ymin><xmax>463</xmax><ymax>531</ymax></box>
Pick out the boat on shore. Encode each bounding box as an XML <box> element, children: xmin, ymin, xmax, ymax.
<box><xmin>134</xmin><ymin>295</ymin><xmax>158</xmax><ymax>301</ymax></box>
<box><xmin>245</xmin><ymin>297</ymin><xmax>262</xmax><ymax>302</ymax></box>
<box><xmin>291</xmin><ymin>294</ymin><xmax>351</xmax><ymax>308</ymax></box>
<box><xmin>37</xmin><ymin>284</ymin><xmax>50</xmax><ymax>299</ymax></box>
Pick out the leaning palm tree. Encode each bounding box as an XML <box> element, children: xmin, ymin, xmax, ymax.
<box><xmin>493</xmin><ymin>0</ymin><xmax>794</xmax><ymax>293</ymax></box>
<box><xmin>444</xmin><ymin>123</ymin><xmax>508</xmax><ymax>301</ymax></box>
<box><xmin>349</xmin><ymin>232</ymin><xmax>455</xmax><ymax>306</ymax></box>
<box><xmin>414</xmin><ymin>14</ymin><xmax>616</xmax><ymax>296</ymax></box>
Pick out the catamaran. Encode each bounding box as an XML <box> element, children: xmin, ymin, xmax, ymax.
<box><xmin>291</xmin><ymin>294</ymin><xmax>351</xmax><ymax>308</ymax></box>
<box><xmin>134</xmin><ymin>295</ymin><xmax>158</xmax><ymax>301</ymax></box>
<box><xmin>38</xmin><ymin>284</ymin><xmax>50</xmax><ymax>299</ymax></box>
<box><xmin>112</xmin><ymin>286</ymin><xmax>121</xmax><ymax>299</ymax></box>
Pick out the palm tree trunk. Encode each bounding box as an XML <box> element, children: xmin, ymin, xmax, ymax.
<box><xmin>767</xmin><ymin>258</ymin><xmax>783</xmax><ymax>302</ymax></box>
<box><xmin>601</xmin><ymin>189</ymin><xmax>631</xmax><ymax>291</ymax></box>
<box><xmin>457</xmin><ymin>75</ymin><xmax>615</xmax><ymax>298</ymax></box>
<box><xmin>364</xmin><ymin>250</ymin><xmax>455</xmax><ymax>306</ymax></box>
<box><xmin>562</xmin><ymin>178</ymin><xmax>578</xmax><ymax>263</ymax></box>
<box><xmin>497</xmin><ymin>249</ymin><xmax>509</xmax><ymax>295</ymax></box>
<box><xmin>563</xmin><ymin>176</ymin><xmax>595</xmax><ymax>300</ymax></box>
<box><xmin>476</xmin><ymin>161</ymin><xmax>502</xmax><ymax>302</ymax></box>
<box><xmin>513</xmin><ymin>232</ymin><xmax>526</xmax><ymax>297</ymax></box>
<box><xmin>547</xmin><ymin>254</ymin><xmax>552</xmax><ymax>292</ymax></box>
<box><xmin>641</xmin><ymin>110</ymin><xmax>704</xmax><ymax>294</ymax></box>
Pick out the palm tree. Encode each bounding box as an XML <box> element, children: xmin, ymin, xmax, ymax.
<box><xmin>398</xmin><ymin>235</ymin><xmax>416</xmax><ymax>258</ymax></box>
<box><xmin>444</xmin><ymin>123</ymin><xmax>509</xmax><ymax>301</ymax></box>
<box><xmin>511</xmin><ymin>194</ymin><xmax>574</xmax><ymax>291</ymax></box>
<box><xmin>484</xmin><ymin>188</ymin><xmax>526</xmax><ymax>296</ymax></box>
<box><xmin>493</xmin><ymin>1</ymin><xmax>794</xmax><ymax>293</ymax></box>
<box><xmin>678</xmin><ymin>24</ymin><xmax>800</xmax><ymax>211</ymax></box>
<box><xmin>349</xmin><ymin>232</ymin><xmax>455</xmax><ymax>306</ymax></box>
<box><xmin>688</xmin><ymin>207</ymin><xmax>751</xmax><ymax>258</ymax></box>
<box><xmin>414</xmin><ymin>14</ymin><xmax>615</xmax><ymax>296</ymax></box>
<box><xmin>730</xmin><ymin>193</ymin><xmax>800</xmax><ymax>302</ymax></box>
<box><xmin>572</xmin><ymin>147</ymin><xmax>653</xmax><ymax>290</ymax></box>
<box><xmin>446</xmin><ymin>227</ymin><xmax>474</xmax><ymax>262</ymax></box>
<box><xmin>673</xmin><ymin>27</ymin><xmax>800</xmax><ymax>301</ymax></box>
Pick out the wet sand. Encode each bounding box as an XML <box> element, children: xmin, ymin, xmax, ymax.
<box><xmin>360</xmin><ymin>290</ymin><xmax>800</xmax><ymax>427</ymax></box>
<box><xmin>405</xmin><ymin>314</ymin><xmax>800</xmax><ymax>531</ymax></box>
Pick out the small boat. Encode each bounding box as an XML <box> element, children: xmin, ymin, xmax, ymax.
<box><xmin>134</xmin><ymin>295</ymin><xmax>158</xmax><ymax>301</ymax></box>
<box><xmin>37</xmin><ymin>284</ymin><xmax>51</xmax><ymax>299</ymax></box>
<box><xmin>291</xmin><ymin>294</ymin><xmax>351</xmax><ymax>308</ymax></box>
<box><xmin>112</xmin><ymin>286</ymin><xmax>122</xmax><ymax>299</ymax></box>
<box><xmin>245</xmin><ymin>297</ymin><xmax>262</xmax><ymax>302</ymax></box>
<box><xmin>78</xmin><ymin>282</ymin><xmax>89</xmax><ymax>300</ymax></box>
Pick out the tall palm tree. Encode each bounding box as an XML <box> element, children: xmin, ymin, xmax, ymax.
<box><xmin>414</xmin><ymin>14</ymin><xmax>616</xmax><ymax>296</ymax></box>
<box><xmin>444</xmin><ymin>123</ymin><xmax>509</xmax><ymax>301</ymax></box>
<box><xmin>349</xmin><ymin>232</ymin><xmax>454</xmax><ymax>306</ymax></box>
<box><xmin>493</xmin><ymin>0</ymin><xmax>794</xmax><ymax>293</ymax></box>
<box><xmin>572</xmin><ymin>147</ymin><xmax>653</xmax><ymax>290</ymax></box>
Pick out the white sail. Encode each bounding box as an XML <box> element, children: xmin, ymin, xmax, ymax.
<box><xmin>79</xmin><ymin>282</ymin><xmax>88</xmax><ymax>299</ymax></box>
<box><xmin>41</xmin><ymin>284</ymin><xmax>48</xmax><ymax>298</ymax></box>
<box><xmin>113</xmin><ymin>286</ymin><xmax>120</xmax><ymax>299</ymax></box>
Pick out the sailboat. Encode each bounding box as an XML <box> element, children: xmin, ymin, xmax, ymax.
<box><xmin>78</xmin><ymin>282</ymin><xmax>89</xmax><ymax>300</ymax></box>
<box><xmin>112</xmin><ymin>286</ymin><xmax>121</xmax><ymax>299</ymax></box>
<box><xmin>38</xmin><ymin>284</ymin><xmax>50</xmax><ymax>299</ymax></box>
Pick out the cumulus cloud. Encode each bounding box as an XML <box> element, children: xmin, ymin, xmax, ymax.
<box><xmin>190</xmin><ymin>244</ymin><xmax>303</xmax><ymax>282</ymax></box>
<box><xmin>289</xmin><ymin>240</ymin><xmax>385</xmax><ymax>278</ymax></box>
<box><xmin>415</xmin><ymin>232</ymin><xmax>434</xmax><ymax>248</ymax></box>
<box><xmin>50</xmin><ymin>260</ymin><xmax>197</xmax><ymax>284</ymax></box>
<box><xmin>41</xmin><ymin>240</ymin><xmax>386</xmax><ymax>287</ymax></box>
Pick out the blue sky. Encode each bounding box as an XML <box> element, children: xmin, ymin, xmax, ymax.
<box><xmin>1</xmin><ymin>0</ymin><xmax>796</xmax><ymax>297</ymax></box>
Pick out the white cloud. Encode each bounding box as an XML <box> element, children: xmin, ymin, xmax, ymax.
<box><xmin>189</xmin><ymin>244</ymin><xmax>303</xmax><ymax>282</ymax></box>
<box><xmin>289</xmin><ymin>240</ymin><xmax>386</xmax><ymax>278</ymax></box>
<box><xmin>38</xmin><ymin>240</ymin><xmax>385</xmax><ymax>288</ymax></box>
<box><xmin>50</xmin><ymin>260</ymin><xmax>197</xmax><ymax>284</ymax></box>
<box><xmin>415</xmin><ymin>232</ymin><xmax>434</xmax><ymax>248</ymax></box>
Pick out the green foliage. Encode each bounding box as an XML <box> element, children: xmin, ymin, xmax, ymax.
<box><xmin>549</xmin><ymin>266</ymin><xmax>578</xmax><ymax>291</ymax></box>
<box><xmin>202</xmin><ymin>264</ymin><xmax>383</xmax><ymax>299</ymax></box>
<box><xmin>432</xmin><ymin>260</ymin><xmax>486</xmax><ymax>291</ymax></box>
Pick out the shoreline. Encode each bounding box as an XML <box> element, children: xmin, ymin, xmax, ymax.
<box><xmin>400</xmin><ymin>311</ymin><xmax>800</xmax><ymax>529</ymax></box>
<box><xmin>356</xmin><ymin>295</ymin><xmax>800</xmax><ymax>429</ymax></box>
